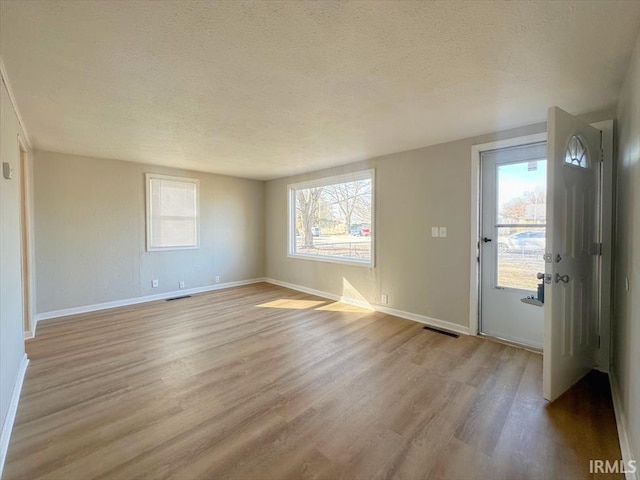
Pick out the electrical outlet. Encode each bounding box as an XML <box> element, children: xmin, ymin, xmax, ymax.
<box><xmin>439</xmin><ymin>226</ymin><xmax>447</xmax><ymax>238</ymax></box>
<box><xmin>381</xmin><ymin>294</ymin><xmax>388</xmax><ymax>304</ymax></box>
<box><xmin>215</xmin><ymin>276</ymin><xmax>220</xmax><ymax>284</ymax></box>
<box><xmin>431</xmin><ymin>227</ymin><xmax>439</xmax><ymax>238</ymax></box>
<box><xmin>152</xmin><ymin>279</ymin><xmax>159</xmax><ymax>288</ymax></box>
<box><xmin>179</xmin><ymin>281</ymin><xmax>185</xmax><ymax>289</ymax></box>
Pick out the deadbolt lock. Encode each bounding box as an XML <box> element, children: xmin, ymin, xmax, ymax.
<box><xmin>537</xmin><ymin>272</ymin><xmax>552</xmax><ymax>284</ymax></box>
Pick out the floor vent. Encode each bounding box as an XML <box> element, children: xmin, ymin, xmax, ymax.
<box><xmin>166</xmin><ymin>295</ymin><xmax>192</xmax><ymax>301</ymax></box>
<box><xmin>423</xmin><ymin>325</ymin><xmax>459</xmax><ymax>338</ymax></box>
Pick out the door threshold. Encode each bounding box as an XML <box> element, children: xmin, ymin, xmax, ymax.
<box><xmin>478</xmin><ymin>332</ymin><xmax>542</xmax><ymax>354</ymax></box>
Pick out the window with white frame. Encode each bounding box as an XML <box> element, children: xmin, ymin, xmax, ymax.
<box><xmin>146</xmin><ymin>173</ymin><xmax>199</xmax><ymax>251</ymax></box>
<box><xmin>288</xmin><ymin>170</ymin><xmax>374</xmax><ymax>265</ymax></box>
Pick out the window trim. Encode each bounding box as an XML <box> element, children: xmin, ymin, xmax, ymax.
<box><xmin>145</xmin><ymin>173</ymin><xmax>200</xmax><ymax>252</ymax></box>
<box><xmin>287</xmin><ymin>169</ymin><xmax>375</xmax><ymax>267</ymax></box>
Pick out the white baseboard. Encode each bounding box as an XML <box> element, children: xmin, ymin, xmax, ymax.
<box><xmin>33</xmin><ymin>278</ymin><xmax>266</xmax><ymax>325</ymax></box>
<box><xmin>0</xmin><ymin>354</ymin><xmax>29</xmax><ymax>479</ymax></box>
<box><xmin>374</xmin><ymin>303</ymin><xmax>470</xmax><ymax>336</ymax></box>
<box><xmin>34</xmin><ymin>277</ymin><xmax>470</xmax><ymax>337</ymax></box>
<box><xmin>265</xmin><ymin>278</ymin><xmax>342</xmax><ymax>303</ymax></box>
<box><xmin>610</xmin><ymin>370</ymin><xmax>638</xmax><ymax>480</ymax></box>
<box><xmin>264</xmin><ymin>277</ymin><xmax>470</xmax><ymax>336</ymax></box>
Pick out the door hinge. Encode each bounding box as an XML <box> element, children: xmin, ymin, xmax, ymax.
<box><xmin>591</xmin><ymin>242</ymin><xmax>603</xmax><ymax>256</ymax></box>
<box><xmin>597</xmin><ymin>335</ymin><xmax>601</xmax><ymax>348</ymax></box>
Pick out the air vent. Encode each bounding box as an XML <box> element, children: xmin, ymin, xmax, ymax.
<box><xmin>166</xmin><ymin>295</ymin><xmax>192</xmax><ymax>301</ymax></box>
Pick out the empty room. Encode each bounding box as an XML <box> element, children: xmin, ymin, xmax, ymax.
<box><xmin>1</xmin><ymin>1</ymin><xmax>639</xmax><ymax>479</ymax></box>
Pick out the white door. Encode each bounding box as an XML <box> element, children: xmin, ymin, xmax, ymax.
<box><xmin>480</xmin><ymin>142</ymin><xmax>547</xmax><ymax>349</ymax></box>
<box><xmin>543</xmin><ymin>107</ymin><xmax>601</xmax><ymax>401</ymax></box>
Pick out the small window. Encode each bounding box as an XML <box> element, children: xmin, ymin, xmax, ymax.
<box><xmin>288</xmin><ymin>170</ymin><xmax>374</xmax><ymax>265</ymax></box>
<box><xmin>146</xmin><ymin>173</ymin><xmax>199</xmax><ymax>251</ymax></box>
<box><xmin>565</xmin><ymin>135</ymin><xmax>589</xmax><ymax>168</ymax></box>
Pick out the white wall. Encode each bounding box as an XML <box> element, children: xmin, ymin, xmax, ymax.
<box><xmin>0</xmin><ymin>79</ymin><xmax>28</xmax><ymax>442</ymax></box>
<box><xmin>33</xmin><ymin>151</ymin><xmax>265</xmax><ymax>314</ymax></box>
<box><xmin>614</xmin><ymin>30</ymin><xmax>640</xmax><ymax>464</ymax></box>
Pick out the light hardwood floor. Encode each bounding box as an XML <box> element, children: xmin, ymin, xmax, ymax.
<box><xmin>4</xmin><ymin>283</ymin><xmax>621</xmax><ymax>479</ymax></box>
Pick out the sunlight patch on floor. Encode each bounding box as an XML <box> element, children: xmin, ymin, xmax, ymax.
<box><xmin>256</xmin><ymin>299</ymin><xmax>327</xmax><ymax>309</ymax></box>
<box><xmin>315</xmin><ymin>302</ymin><xmax>373</xmax><ymax>313</ymax></box>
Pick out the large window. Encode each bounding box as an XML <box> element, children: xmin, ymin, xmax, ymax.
<box><xmin>146</xmin><ymin>173</ymin><xmax>199</xmax><ymax>251</ymax></box>
<box><xmin>288</xmin><ymin>170</ymin><xmax>374</xmax><ymax>265</ymax></box>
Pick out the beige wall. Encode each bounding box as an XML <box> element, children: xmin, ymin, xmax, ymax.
<box><xmin>33</xmin><ymin>151</ymin><xmax>265</xmax><ymax>313</ymax></box>
<box><xmin>0</xmin><ymin>79</ymin><xmax>28</xmax><ymax>439</ymax></box>
<box><xmin>614</xmin><ymin>31</ymin><xmax>640</xmax><ymax>463</ymax></box>
<box><xmin>265</xmin><ymin>123</ymin><xmax>550</xmax><ymax>330</ymax></box>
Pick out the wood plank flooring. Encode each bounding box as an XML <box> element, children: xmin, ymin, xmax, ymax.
<box><xmin>3</xmin><ymin>283</ymin><xmax>621</xmax><ymax>479</ymax></box>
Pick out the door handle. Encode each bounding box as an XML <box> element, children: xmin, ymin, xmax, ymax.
<box><xmin>555</xmin><ymin>273</ymin><xmax>570</xmax><ymax>284</ymax></box>
<box><xmin>483</xmin><ymin>237</ymin><xmax>492</xmax><ymax>243</ymax></box>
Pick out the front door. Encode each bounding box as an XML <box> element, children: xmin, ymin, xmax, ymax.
<box><xmin>543</xmin><ymin>107</ymin><xmax>601</xmax><ymax>401</ymax></box>
<box><xmin>480</xmin><ymin>142</ymin><xmax>547</xmax><ymax>349</ymax></box>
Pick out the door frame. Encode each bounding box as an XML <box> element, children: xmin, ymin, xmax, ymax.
<box><xmin>17</xmin><ymin>134</ymin><xmax>34</xmax><ymax>339</ymax></box>
<box><xmin>591</xmin><ymin>119</ymin><xmax>614</xmax><ymax>372</ymax></box>
<box><xmin>468</xmin><ymin>121</ymin><xmax>614</xmax><ymax>372</ymax></box>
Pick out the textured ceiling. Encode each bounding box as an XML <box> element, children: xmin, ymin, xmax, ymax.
<box><xmin>1</xmin><ymin>1</ymin><xmax>640</xmax><ymax>180</ymax></box>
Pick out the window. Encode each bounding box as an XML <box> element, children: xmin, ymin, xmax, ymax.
<box><xmin>565</xmin><ymin>135</ymin><xmax>589</xmax><ymax>168</ymax></box>
<box><xmin>146</xmin><ymin>173</ymin><xmax>199</xmax><ymax>251</ymax></box>
<box><xmin>495</xmin><ymin>158</ymin><xmax>547</xmax><ymax>291</ymax></box>
<box><xmin>288</xmin><ymin>170</ymin><xmax>374</xmax><ymax>265</ymax></box>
